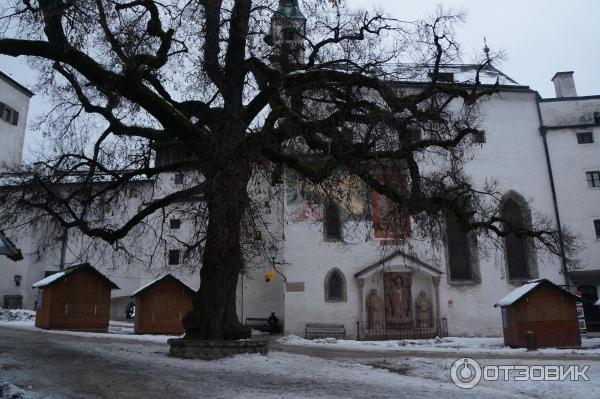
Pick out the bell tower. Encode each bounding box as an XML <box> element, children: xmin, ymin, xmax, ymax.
<box><xmin>265</xmin><ymin>0</ymin><xmax>306</xmax><ymax>71</ymax></box>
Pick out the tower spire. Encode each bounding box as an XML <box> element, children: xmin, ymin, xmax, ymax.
<box><xmin>266</xmin><ymin>0</ymin><xmax>307</xmax><ymax>71</ymax></box>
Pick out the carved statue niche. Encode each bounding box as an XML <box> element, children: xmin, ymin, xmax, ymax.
<box><xmin>415</xmin><ymin>291</ymin><xmax>431</xmax><ymax>329</ymax></box>
<box><xmin>366</xmin><ymin>289</ymin><xmax>382</xmax><ymax>330</ymax></box>
<box><xmin>383</xmin><ymin>272</ymin><xmax>412</xmax><ymax>328</ymax></box>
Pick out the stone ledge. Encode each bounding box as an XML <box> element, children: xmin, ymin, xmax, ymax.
<box><xmin>168</xmin><ymin>338</ymin><xmax>269</xmax><ymax>360</ymax></box>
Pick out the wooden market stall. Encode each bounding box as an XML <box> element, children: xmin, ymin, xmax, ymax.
<box><xmin>494</xmin><ymin>279</ymin><xmax>581</xmax><ymax>348</ymax></box>
<box><xmin>132</xmin><ymin>274</ymin><xmax>195</xmax><ymax>335</ymax></box>
<box><xmin>33</xmin><ymin>263</ymin><xmax>119</xmax><ymax>332</ymax></box>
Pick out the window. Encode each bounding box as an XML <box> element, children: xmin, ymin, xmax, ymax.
<box><xmin>324</xmin><ymin>268</ymin><xmax>346</xmax><ymax>302</ymax></box>
<box><xmin>174</xmin><ymin>173</ymin><xmax>184</xmax><ymax>185</ymax></box>
<box><xmin>445</xmin><ymin>212</ymin><xmax>472</xmax><ymax>280</ymax></box>
<box><xmin>502</xmin><ymin>198</ymin><xmax>529</xmax><ymax>279</ymax></box>
<box><xmin>0</xmin><ymin>102</ymin><xmax>18</xmax><ymax>126</ymax></box>
<box><xmin>577</xmin><ymin>132</ymin><xmax>594</xmax><ymax>144</ymax></box>
<box><xmin>428</xmin><ymin>72</ymin><xmax>454</xmax><ymax>82</ymax></box>
<box><xmin>282</xmin><ymin>27</ymin><xmax>297</xmax><ymax>41</ymax></box>
<box><xmin>594</xmin><ymin>219</ymin><xmax>600</xmax><ymax>239</ymax></box>
<box><xmin>473</xmin><ymin>131</ymin><xmax>486</xmax><ymax>144</ymax></box>
<box><xmin>3</xmin><ymin>295</ymin><xmax>22</xmax><ymax>309</ymax></box>
<box><xmin>168</xmin><ymin>249</ymin><xmax>180</xmax><ymax>265</ymax></box>
<box><xmin>324</xmin><ymin>202</ymin><xmax>342</xmax><ymax>240</ymax></box>
<box><xmin>170</xmin><ymin>219</ymin><xmax>181</xmax><ymax>229</ymax></box>
<box><xmin>586</xmin><ymin>171</ymin><xmax>600</xmax><ymax>188</ymax></box>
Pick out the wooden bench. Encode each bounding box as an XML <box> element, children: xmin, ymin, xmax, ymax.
<box><xmin>245</xmin><ymin>317</ymin><xmax>281</xmax><ymax>333</ymax></box>
<box><xmin>305</xmin><ymin>323</ymin><xmax>346</xmax><ymax>339</ymax></box>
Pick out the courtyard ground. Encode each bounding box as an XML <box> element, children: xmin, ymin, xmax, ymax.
<box><xmin>0</xmin><ymin>316</ymin><xmax>599</xmax><ymax>398</ymax></box>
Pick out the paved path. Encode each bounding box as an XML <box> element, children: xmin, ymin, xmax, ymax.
<box><xmin>271</xmin><ymin>342</ymin><xmax>600</xmax><ymax>361</ymax></box>
<box><xmin>0</xmin><ymin>325</ymin><xmax>594</xmax><ymax>399</ymax></box>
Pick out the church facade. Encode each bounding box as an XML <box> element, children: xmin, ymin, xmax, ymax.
<box><xmin>1</xmin><ymin>1</ymin><xmax>599</xmax><ymax>338</ymax></box>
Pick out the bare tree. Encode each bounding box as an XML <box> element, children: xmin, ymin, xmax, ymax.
<box><xmin>0</xmin><ymin>0</ymin><xmax>572</xmax><ymax>341</ymax></box>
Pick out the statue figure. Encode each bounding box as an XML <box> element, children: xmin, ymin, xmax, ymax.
<box><xmin>366</xmin><ymin>289</ymin><xmax>382</xmax><ymax>330</ymax></box>
<box><xmin>390</xmin><ymin>275</ymin><xmax>407</xmax><ymax>321</ymax></box>
<box><xmin>416</xmin><ymin>291</ymin><xmax>431</xmax><ymax>328</ymax></box>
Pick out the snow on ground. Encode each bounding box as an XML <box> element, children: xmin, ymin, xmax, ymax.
<box><xmin>1</xmin><ymin>324</ymin><xmax>599</xmax><ymax>398</ymax></box>
<box><xmin>0</xmin><ymin>382</ymin><xmax>39</xmax><ymax>399</ymax></box>
<box><xmin>0</xmin><ymin>314</ymin><xmax>180</xmax><ymax>343</ymax></box>
<box><xmin>0</xmin><ymin>309</ymin><xmax>35</xmax><ymax>323</ymax></box>
<box><xmin>277</xmin><ymin>334</ymin><xmax>600</xmax><ymax>356</ymax></box>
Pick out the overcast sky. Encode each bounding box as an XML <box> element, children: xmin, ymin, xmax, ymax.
<box><xmin>0</xmin><ymin>0</ymin><xmax>598</xmax><ymax>154</ymax></box>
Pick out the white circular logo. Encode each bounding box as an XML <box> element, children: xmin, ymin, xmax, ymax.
<box><xmin>450</xmin><ymin>357</ymin><xmax>482</xmax><ymax>389</ymax></box>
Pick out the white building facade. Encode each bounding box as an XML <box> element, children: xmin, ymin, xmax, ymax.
<box><xmin>0</xmin><ymin>11</ymin><xmax>598</xmax><ymax>336</ymax></box>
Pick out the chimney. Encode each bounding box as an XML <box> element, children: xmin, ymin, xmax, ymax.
<box><xmin>551</xmin><ymin>71</ymin><xmax>577</xmax><ymax>98</ymax></box>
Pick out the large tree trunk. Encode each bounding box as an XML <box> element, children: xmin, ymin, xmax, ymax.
<box><xmin>182</xmin><ymin>163</ymin><xmax>252</xmax><ymax>340</ymax></box>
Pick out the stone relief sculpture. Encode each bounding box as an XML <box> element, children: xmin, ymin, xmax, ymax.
<box><xmin>383</xmin><ymin>272</ymin><xmax>412</xmax><ymax>328</ymax></box>
<box><xmin>366</xmin><ymin>289</ymin><xmax>382</xmax><ymax>330</ymax></box>
<box><xmin>416</xmin><ymin>291</ymin><xmax>431</xmax><ymax>328</ymax></box>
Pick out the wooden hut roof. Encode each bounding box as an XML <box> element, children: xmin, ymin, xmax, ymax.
<box><xmin>494</xmin><ymin>279</ymin><xmax>580</xmax><ymax>307</ymax></box>
<box><xmin>131</xmin><ymin>274</ymin><xmax>195</xmax><ymax>298</ymax></box>
<box><xmin>32</xmin><ymin>263</ymin><xmax>119</xmax><ymax>289</ymax></box>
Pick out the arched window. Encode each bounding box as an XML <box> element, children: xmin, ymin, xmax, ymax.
<box><xmin>324</xmin><ymin>202</ymin><xmax>342</xmax><ymax>240</ymax></box>
<box><xmin>324</xmin><ymin>268</ymin><xmax>346</xmax><ymax>302</ymax></box>
<box><xmin>501</xmin><ymin>196</ymin><xmax>532</xmax><ymax>279</ymax></box>
<box><xmin>445</xmin><ymin>212</ymin><xmax>472</xmax><ymax>280</ymax></box>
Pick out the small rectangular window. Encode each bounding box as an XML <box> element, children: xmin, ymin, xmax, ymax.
<box><xmin>595</xmin><ymin>220</ymin><xmax>600</xmax><ymax>239</ymax></box>
<box><xmin>577</xmin><ymin>132</ymin><xmax>594</xmax><ymax>144</ymax></box>
<box><xmin>170</xmin><ymin>219</ymin><xmax>181</xmax><ymax>229</ymax></box>
<box><xmin>174</xmin><ymin>173</ymin><xmax>184</xmax><ymax>185</ymax></box>
<box><xmin>586</xmin><ymin>171</ymin><xmax>600</xmax><ymax>188</ymax></box>
<box><xmin>473</xmin><ymin>131</ymin><xmax>486</xmax><ymax>144</ymax></box>
<box><xmin>168</xmin><ymin>249</ymin><xmax>180</xmax><ymax>265</ymax></box>
<box><xmin>3</xmin><ymin>295</ymin><xmax>23</xmax><ymax>309</ymax></box>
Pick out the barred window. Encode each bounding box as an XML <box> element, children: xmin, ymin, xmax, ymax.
<box><xmin>576</xmin><ymin>132</ymin><xmax>594</xmax><ymax>144</ymax></box>
<box><xmin>586</xmin><ymin>171</ymin><xmax>600</xmax><ymax>188</ymax></box>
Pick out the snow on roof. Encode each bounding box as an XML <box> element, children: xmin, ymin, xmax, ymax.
<box><xmin>494</xmin><ymin>279</ymin><xmax>544</xmax><ymax>307</ymax></box>
<box><xmin>31</xmin><ymin>263</ymin><xmax>120</xmax><ymax>289</ymax></box>
<box><xmin>131</xmin><ymin>274</ymin><xmax>195</xmax><ymax>297</ymax></box>
<box><xmin>494</xmin><ymin>279</ymin><xmax>579</xmax><ymax>307</ymax></box>
<box><xmin>32</xmin><ymin>272</ymin><xmax>66</xmax><ymax>288</ymax></box>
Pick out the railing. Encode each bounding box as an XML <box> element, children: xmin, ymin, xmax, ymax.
<box><xmin>356</xmin><ymin>318</ymin><xmax>448</xmax><ymax>341</ymax></box>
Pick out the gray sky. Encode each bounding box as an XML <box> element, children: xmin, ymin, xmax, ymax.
<box><xmin>1</xmin><ymin>0</ymin><xmax>598</xmax><ymax>155</ymax></box>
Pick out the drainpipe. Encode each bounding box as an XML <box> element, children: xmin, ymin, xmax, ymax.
<box><xmin>59</xmin><ymin>228</ymin><xmax>68</xmax><ymax>271</ymax></box>
<box><xmin>534</xmin><ymin>93</ymin><xmax>569</xmax><ymax>288</ymax></box>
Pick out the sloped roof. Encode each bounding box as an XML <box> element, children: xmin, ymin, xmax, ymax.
<box><xmin>0</xmin><ymin>70</ymin><xmax>34</xmax><ymax>97</ymax></box>
<box><xmin>131</xmin><ymin>274</ymin><xmax>195</xmax><ymax>297</ymax></box>
<box><xmin>354</xmin><ymin>250</ymin><xmax>443</xmax><ymax>278</ymax></box>
<box><xmin>0</xmin><ymin>230</ymin><xmax>23</xmax><ymax>261</ymax></box>
<box><xmin>32</xmin><ymin>263</ymin><xmax>119</xmax><ymax>289</ymax></box>
<box><xmin>494</xmin><ymin>279</ymin><xmax>579</xmax><ymax>307</ymax></box>
<box><xmin>274</xmin><ymin>0</ymin><xmax>305</xmax><ymax>20</ymax></box>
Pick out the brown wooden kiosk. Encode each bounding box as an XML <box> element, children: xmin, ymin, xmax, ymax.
<box><xmin>494</xmin><ymin>279</ymin><xmax>581</xmax><ymax>348</ymax></box>
<box><xmin>132</xmin><ymin>274</ymin><xmax>195</xmax><ymax>335</ymax></box>
<box><xmin>33</xmin><ymin>263</ymin><xmax>119</xmax><ymax>332</ymax></box>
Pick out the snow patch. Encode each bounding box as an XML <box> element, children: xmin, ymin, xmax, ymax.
<box><xmin>277</xmin><ymin>334</ymin><xmax>600</xmax><ymax>356</ymax></box>
<box><xmin>0</xmin><ymin>309</ymin><xmax>35</xmax><ymax>323</ymax></box>
<box><xmin>494</xmin><ymin>280</ymin><xmax>542</xmax><ymax>307</ymax></box>
<box><xmin>31</xmin><ymin>272</ymin><xmax>65</xmax><ymax>288</ymax></box>
<box><xmin>0</xmin><ymin>382</ymin><xmax>39</xmax><ymax>399</ymax></box>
